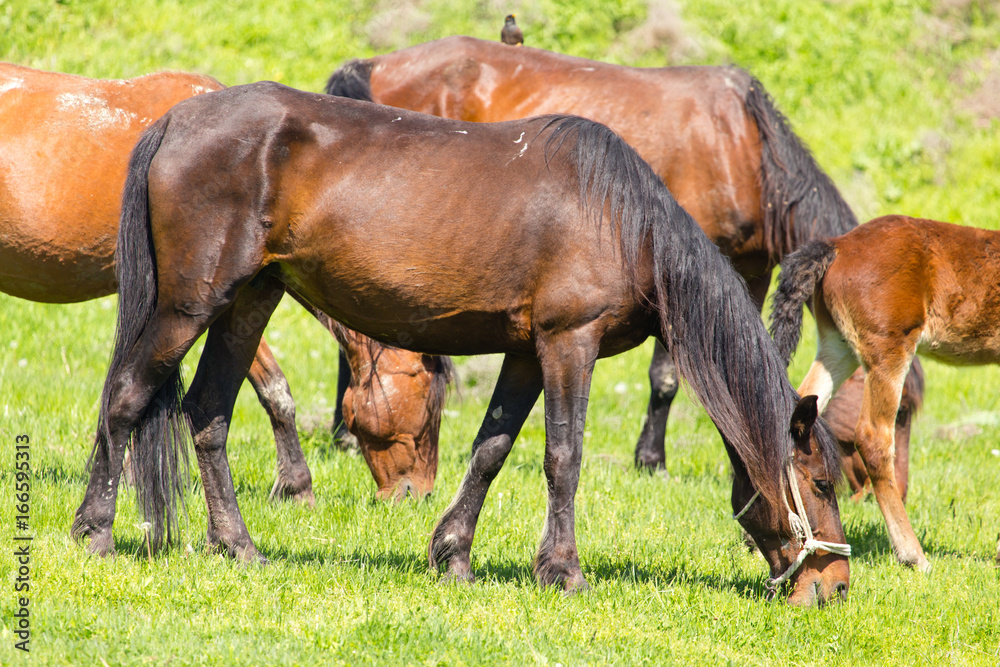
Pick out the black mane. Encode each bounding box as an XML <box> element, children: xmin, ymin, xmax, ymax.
<box><xmin>325</xmin><ymin>59</ymin><xmax>374</xmax><ymax>101</ymax></box>
<box><xmin>742</xmin><ymin>70</ymin><xmax>858</xmax><ymax>262</ymax></box>
<box><xmin>546</xmin><ymin>116</ymin><xmax>842</xmax><ymax>511</ymax></box>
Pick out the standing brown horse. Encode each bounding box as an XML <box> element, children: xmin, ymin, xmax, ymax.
<box><xmin>0</xmin><ymin>63</ymin><xmax>447</xmax><ymax>503</ymax></box>
<box><xmin>74</xmin><ymin>83</ymin><xmax>851</xmax><ymax>604</ymax></box>
<box><xmin>770</xmin><ymin>215</ymin><xmax>1000</xmax><ymax>570</ymax></box>
<box><xmin>323</xmin><ymin>35</ymin><xmax>922</xmax><ymax>475</ymax></box>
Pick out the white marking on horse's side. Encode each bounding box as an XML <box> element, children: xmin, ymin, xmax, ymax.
<box><xmin>0</xmin><ymin>77</ymin><xmax>24</xmax><ymax>94</ymax></box>
<box><xmin>391</xmin><ymin>116</ymin><xmax>402</xmax><ymax>122</ymax></box>
<box><xmin>55</xmin><ymin>92</ymin><xmax>137</xmax><ymax>131</ymax></box>
<box><xmin>576</xmin><ymin>67</ymin><xmax>595</xmax><ymax>72</ymax></box>
<box><xmin>190</xmin><ymin>84</ymin><xmax>212</xmax><ymax>95</ymax></box>
<box><xmin>514</xmin><ymin>131</ymin><xmax>525</xmax><ymax>144</ymax></box>
<box><xmin>505</xmin><ymin>139</ymin><xmax>530</xmax><ymax>166</ymax></box>
<box><xmin>453</xmin><ymin>130</ymin><xmax>468</xmax><ymax>134</ymax></box>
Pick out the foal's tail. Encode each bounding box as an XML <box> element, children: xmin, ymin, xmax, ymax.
<box><xmin>95</xmin><ymin>116</ymin><xmax>188</xmax><ymax>550</ymax></box>
<box><xmin>547</xmin><ymin>116</ymin><xmax>840</xmax><ymax>513</ymax></box>
<box><xmin>768</xmin><ymin>240</ymin><xmax>837</xmax><ymax>366</ymax></box>
<box><xmin>324</xmin><ymin>59</ymin><xmax>374</xmax><ymax>101</ymax></box>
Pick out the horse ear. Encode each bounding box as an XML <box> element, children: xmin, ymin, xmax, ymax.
<box><xmin>790</xmin><ymin>395</ymin><xmax>819</xmax><ymax>446</ymax></box>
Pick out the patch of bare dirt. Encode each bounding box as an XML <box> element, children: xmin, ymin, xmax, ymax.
<box><xmin>621</xmin><ymin>0</ymin><xmax>702</xmax><ymax>63</ymax></box>
<box><xmin>365</xmin><ymin>0</ymin><xmax>431</xmax><ymax>51</ymax></box>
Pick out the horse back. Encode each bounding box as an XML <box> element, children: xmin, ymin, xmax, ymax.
<box><xmin>364</xmin><ymin>37</ymin><xmax>764</xmax><ymax>269</ymax></box>
<box><xmin>822</xmin><ymin>215</ymin><xmax>1000</xmax><ymax>364</ymax></box>
<box><xmin>148</xmin><ymin>83</ymin><xmax>652</xmax><ymax>356</ymax></box>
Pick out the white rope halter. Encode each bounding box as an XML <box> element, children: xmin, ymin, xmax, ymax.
<box><xmin>733</xmin><ymin>458</ymin><xmax>852</xmax><ymax>597</ymax></box>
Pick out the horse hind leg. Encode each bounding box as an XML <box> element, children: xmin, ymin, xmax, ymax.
<box><xmin>634</xmin><ymin>341</ymin><xmax>678</xmax><ymax>470</ymax></box>
<box><xmin>797</xmin><ymin>325</ymin><xmax>860</xmax><ymax>411</ymax></box>
<box><xmin>429</xmin><ymin>354</ymin><xmax>543</xmax><ymax>582</ymax></box>
<box><xmin>184</xmin><ymin>275</ymin><xmax>286</xmax><ymax>563</ymax></box>
<box><xmin>71</xmin><ymin>308</ymin><xmax>212</xmax><ymax>556</ymax></box>
<box><xmin>247</xmin><ymin>339</ymin><xmax>315</xmax><ymax>506</ymax></box>
<box><xmin>855</xmin><ymin>352</ymin><xmax>930</xmax><ymax>572</ymax></box>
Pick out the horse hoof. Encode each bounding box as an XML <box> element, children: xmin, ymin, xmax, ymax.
<box><xmin>234</xmin><ymin>544</ymin><xmax>267</xmax><ymax>565</ymax></box>
<box><xmin>83</xmin><ymin>530</ymin><xmax>116</xmax><ymax>557</ymax></box>
<box><xmin>332</xmin><ymin>429</ymin><xmax>360</xmax><ymax>454</ymax></box>
<box><xmin>269</xmin><ymin>477</ymin><xmax>315</xmax><ymax>507</ymax></box>
<box><xmin>563</xmin><ymin>573</ymin><xmax>590</xmax><ymax>596</ymax></box>
<box><xmin>440</xmin><ymin>568</ymin><xmax>475</xmax><ymax>585</ymax></box>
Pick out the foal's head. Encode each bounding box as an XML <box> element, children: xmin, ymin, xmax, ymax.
<box><xmin>733</xmin><ymin>396</ymin><xmax>850</xmax><ymax>606</ymax></box>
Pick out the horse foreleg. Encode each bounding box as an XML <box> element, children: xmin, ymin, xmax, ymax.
<box><xmin>634</xmin><ymin>341</ymin><xmax>678</xmax><ymax>470</ymax></box>
<box><xmin>184</xmin><ymin>277</ymin><xmax>284</xmax><ymax>563</ymax></box>
<box><xmin>855</xmin><ymin>357</ymin><xmax>930</xmax><ymax>572</ymax></box>
<box><xmin>247</xmin><ymin>339</ymin><xmax>315</xmax><ymax>506</ymax></box>
<box><xmin>429</xmin><ymin>354</ymin><xmax>543</xmax><ymax>582</ymax></box>
<box><xmin>534</xmin><ymin>333</ymin><xmax>598</xmax><ymax>593</ymax></box>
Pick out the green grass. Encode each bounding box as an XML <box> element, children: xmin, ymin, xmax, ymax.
<box><xmin>3</xmin><ymin>0</ymin><xmax>1000</xmax><ymax>664</ymax></box>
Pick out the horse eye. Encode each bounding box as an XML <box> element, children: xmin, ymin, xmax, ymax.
<box><xmin>814</xmin><ymin>480</ymin><xmax>834</xmax><ymax>495</ymax></box>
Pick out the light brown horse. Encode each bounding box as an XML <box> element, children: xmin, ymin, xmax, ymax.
<box><xmin>0</xmin><ymin>63</ymin><xmax>446</xmax><ymax>503</ymax></box>
<box><xmin>73</xmin><ymin>83</ymin><xmax>851</xmax><ymax>604</ymax></box>
<box><xmin>771</xmin><ymin>215</ymin><xmax>1000</xmax><ymax>570</ymax></box>
<box><xmin>324</xmin><ymin>35</ymin><xmax>922</xmax><ymax>476</ymax></box>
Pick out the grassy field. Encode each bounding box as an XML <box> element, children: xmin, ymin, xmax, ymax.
<box><xmin>3</xmin><ymin>0</ymin><xmax>1000</xmax><ymax>664</ymax></box>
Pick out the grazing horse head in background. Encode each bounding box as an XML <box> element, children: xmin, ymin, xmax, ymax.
<box><xmin>315</xmin><ymin>311</ymin><xmax>454</xmax><ymax>500</ymax></box>
<box><xmin>0</xmin><ymin>63</ymin><xmax>448</xmax><ymax>507</ymax></box>
<box><xmin>73</xmin><ymin>83</ymin><xmax>849</xmax><ymax>604</ymax></box>
<box><xmin>770</xmin><ymin>215</ymin><xmax>1000</xmax><ymax>571</ymax></box>
<box><xmin>323</xmin><ymin>35</ymin><xmax>922</xmax><ymax>479</ymax></box>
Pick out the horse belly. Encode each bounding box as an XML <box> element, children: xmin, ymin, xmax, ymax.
<box><xmin>0</xmin><ymin>215</ymin><xmax>116</xmax><ymax>302</ymax></box>
<box><xmin>918</xmin><ymin>325</ymin><xmax>1000</xmax><ymax>366</ymax></box>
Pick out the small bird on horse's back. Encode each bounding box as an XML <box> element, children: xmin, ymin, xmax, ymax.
<box><xmin>501</xmin><ymin>14</ymin><xmax>523</xmax><ymax>45</ymax></box>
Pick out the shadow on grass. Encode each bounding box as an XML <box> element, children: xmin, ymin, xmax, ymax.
<box><xmin>257</xmin><ymin>542</ymin><xmax>774</xmax><ymax>599</ymax></box>
<box><xmin>844</xmin><ymin>515</ymin><xmax>986</xmax><ymax>562</ymax></box>
<box><xmin>584</xmin><ymin>553</ymin><xmax>767</xmax><ymax>598</ymax></box>
<box><xmin>31</xmin><ymin>464</ymin><xmax>90</xmax><ymax>485</ymax></box>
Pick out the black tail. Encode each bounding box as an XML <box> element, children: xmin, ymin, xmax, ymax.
<box><xmin>547</xmin><ymin>116</ymin><xmax>841</xmax><ymax>512</ymax></box>
<box><xmin>96</xmin><ymin>116</ymin><xmax>189</xmax><ymax>550</ymax></box>
<box><xmin>767</xmin><ymin>240</ymin><xmax>837</xmax><ymax>366</ymax></box>
<box><xmin>325</xmin><ymin>59</ymin><xmax>374</xmax><ymax>101</ymax></box>
<box><xmin>742</xmin><ymin>71</ymin><xmax>857</xmax><ymax>261</ymax></box>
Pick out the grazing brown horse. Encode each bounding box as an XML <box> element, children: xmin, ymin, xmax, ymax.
<box><xmin>73</xmin><ymin>83</ymin><xmax>851</xmax><ymax>605</ymax></box>
<box><xmin>0</xmin><ymin>63</ymin><xmax>447</xmax><ymax>503</ymax></box>
<box><xmin>770</xmin><ymin>215</ymin><xmax>1000</xmax><ymax>570</ymax></box>
<box><xmin>324</xmin><ymin>35</ymin><xmax>922</xmax><ymax>474</ymax></box>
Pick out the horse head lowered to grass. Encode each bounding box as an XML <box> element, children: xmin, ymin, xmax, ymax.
<box><xmin>72</xmin><ymin>83</ymin><xmax>850</xmax><ymax>604</ymax></box>
<box><xmin>323</xmin><ymin>35</ymin><xmax>922</xmax><ymax>485</ymax></box>
<box><xmin>0</xmin><ymin>63</ymin><xmax>448</xmax><ymax>505</ymax></box>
